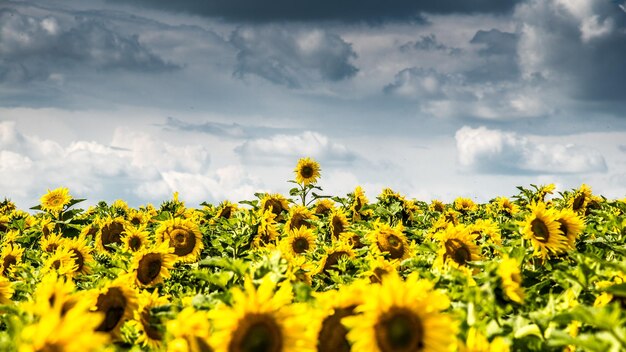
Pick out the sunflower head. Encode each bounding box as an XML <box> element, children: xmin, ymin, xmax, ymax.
<box><xmin>437</xmin><ymin>224</ymin><xmax>481</xmax><ymax>269</ymax></box>
<box><xmin>280</xmin><ymin>226</ymin><xmax>317</xmax><ymax>257</ymax></box>
<box><xmin>216</xmin><ymin>200</ymin><xmax>238</xmax><ymax>220</ymax></box>
<box><xmin>521</xmin><ymin>202</ymin><xmax>570</xmax><ymax>258</ymax></box>
<box><xmin>92</xmin><ymin>277</ymin><xmax>139</xmax><ymax>339</ymax></box>
<box><xmin>285</xmin><ymin>205</ymin><xmax>316</xmax><ymax>232</ymax></box>
<box><xmin>294</xmin><ymin>157</ymin><xmax>321</xmax><ymax>185</ymax></box>
<box><xmin>1</xmin><ymin>243</ymin><xmax>24</xmax><ymax>276</ymax></box>
<box><xmin>62</xmin><ymin>236</ymin><xmax>94</xmax><ymax>275</ymax></box>
<box><xmin>555</xmin><ymin>208</ymin><xmax>585</xmax><ymax>248</ymax></box>
<box><xmin>429</xmin><ymin>199</ymin><xmax>446</xmax><ymax>213</ymax></box>
<box><xmin>42</xmin><ymin>246</ymin><xmax>78</xmax><ymax>277</ymax></box>
<box><xmin>367</xmin><ymin>221</ymin><xmax>412</xmax><ymax>260</ymax></box>
<box><xmin>569</xmin><ymin>184</ymin><xmax>592</xmax><ymax>212</ymax></box>
<box><xmin>95</xmin><ymin>216</ymin><xmax>128</xmax><ymax>254</ymax></box>
<box><xmin>317</xmin><ymin>240</ymin><xmax>356</xmax><ymax>276</ymax></box>
<box><xmin>0</xmin><ymin>276</ymin><xmax>13</xmax><ymax>305</ymax></box>
<box><xmin>133</xmin><ymin>290</ymin><xmax>171</xmax><ymax>349</ymax></box>
<box><xmin>363</xmin><ymin>253</ymin><xmax>400</xmax><ymax>284</ymax></box>
<box><xmin>155</xmin><ymin>217</ymin><xmax>204</xmax><ymax>263</ymax></box>
<box><xmin>260</xmin><ymin>193</ymin><xmax>290</xmax><ymax>220</ymax></box>
<box><xmin>469</xmin><ymin>218</ymin><xmax>502</xmax><ymax>245</ymax></box>
<box><xmin>166</xmin><ymin>306</ymin><xmax>213</xmax><ymax>352</ymax></box>
<box><xmin>40</xmin><ymin>187</ymin><xmax>72</xmax><ymax>214</ymax></box>
<box><xmin>454</xmin><ymin>197</ymin><xmax>477</xmax><ymax>213</ymax></box>
<box><xmin>343</xmin><ymin>272</ymin><xmax>458</xmax><ymax>352</ymax></box>
<box><xmin>122</xmin><ymin>224</ymin><xmax>151</xmax><ymax>252</ymax></box>
<box><xmin>350</xmin><ymin>186</ymin><xmax>372</xmax><ymax>221</ymax></box>
<box><xmin>497</xmin><ymin>256</ymin><xmax>524</xmax><ymax>304</ymax></box>
<box><xmin>314</xmin><ymin>199</ymin><xmax>335</xmax><ymax>216</ymax></box>
<box><xmin>329</xmin><ymin>209</ymin><xmax>349</xmax><ymax>241</ymax></box>
<box><xmin>131</xmin><ymin>242</ymin><xmax>177</xmax><ymax>287</ymax></box>
<box><xmin>254</xmin><ymin>209</ymin><xmax>280</xmax><ymax>248</ymax></box>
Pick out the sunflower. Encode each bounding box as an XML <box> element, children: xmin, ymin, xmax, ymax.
<box><xmin>1</xmin><ymin>243</ymin><xmax>24</xmax><ymax>276</ymax></box>
<box><xmin>280</xmin><ymin>226</ymin><xmax>317</xmax><ymax>257</ymax></box>
<box><xmin>364</xmin><ymin>253</ymin><xmax>400</xmax><ymax>284</ymax></box>
<box><xmin>314</xmin><ymin>199</ymin><xmax>335</xmax><ymax>216</ymax></box>
<box><xmin>469</xmin><ymin>219</ymin><xmax>502</xmax><ymax>245</ymax></box>
<box><xmin>436</xmin><ymin>224</ymin><xmax>481</xmax><ymax>269</ymax></box>
<box><xmin>0</xmin><ymin>214</ymin><xmax>9</xmax><ymax>233</ymax></box>
<box><xmin>521</xmin><ymin>202</ymin><xmax>569</xmax><ymax>258</ymax></box>
<box><xmin>254</xmin><ymin>209</ymin><xmax>280</xmax><ymax>248</ymax></box>
<box><xmin>285</xmin><ymin>205</ymin><xmax>316</xmax><ymax>232</ymax></box>
<box><xmin>429</xmin><ymin>200</ymin><xmax>446</xmax><ymax>213</ymax></box>
<box><xmin>133</xmin><ymin>289</ymin><xmax>170</xmax><ymax>349</ymax></box>
<box><xmin>536</xmin><ymin>183</ymin><xmax>555</xmax><ymax>202</ymax></box>
<box><xmin>260</xmin><ymin>193</ymin><xmax>290</xmax><ymax>220</ymax></box>
<box><xmin>210</xmin><ymin>276</ymin><xmax>314</xmax><ymax>352</ymax></box>
<box><xmin>40</xmin><ymin>232</ymin><xmax>64</xmax><ymax>253</ymax></box>
<box><xmin>216</xmin><ymin>200</ymin><xmax>238</xmax><ymax>220</ymax></box>
<box><xmin>26</xmin><ymin>273</ymin><xmax>79</xmax><ymax>317</ymax></box>
<box><xmin>343</xmin><ymin>272</ymin><xmax>458</xmax><ymax>352</ymax></box>
<box><xmin>95</xmin><ymin>216</ymin><xmax>127</xmax><ymax>254</ymax></box>
<box><xmin>454</xmin><ymin>197</ymin><xmax>477</xmax><ymax>213</ymax></box>
<box><xmin>461</xmin><ymin>327</ymin><xmax>510</xmax><ymax>352</ymax></box>
<box><xmin>63</xmin><ymin>236</ymin><xmax>94</xmax><ymax>275</ymax></box>
<box><xmin>555</xmin><ymin>208</ymin><xmax>585</xmax><ymax>248</ymax></box>
<box><xmin>127</xmin><ymin>208</ymin><xmax>151</xmax><ymax>226</ymax></box>
<box><xmin>42</xmin><ymin>246</ymin><xmax>78</xmax><ymax>277</ymax></box>
<box><xmin>497</xmin><ymin>256</ymin><xmax>524</xmax><ymax>304</ymax></box>
<box><xmin>312</xmin><ymin>283</ymin><xmax>367</xmax><ymax>352</ymax></box>
<box><xmin>493</xmin><ymin>197</ymin><xmax>518</xmax><ymax>217</ymax></box>
<box><xmin>317</xmin><ymin>240</ymin><xmax>356</xmax><ymax>276</ymax></box>
<box><xmin>329</xmin><ymin>209</ymin><xmax>349</xmax><ymax>241</ymax></box>
<box><xmin>350</xmin><ymin>186</ymin><xmax>371</xmax><ymax>221</ymax></box>
<box><xmin>0</xmin><ymin>198</ymin><xmax>16</xmax><ymax>215</ymax></box>
<box><xmin>92</xmin><ymin>277</ymin><xmax>139</xmax><ymax>339</ymax></box>
<box><xmin>284</xmin><ymin>255</ymin><xmax>316</xmax><ymax>285</ymax></box>
<box><xmin>367</xmin><ymin>221</ymin><xmax>413</xmax><ymax>260</ymax></box>
<box><xmin>569</xmin><ymin>184</ymin><xmax>592</xmax><ymax>213</ymax></box>
<box><xmin>167</xmin><ymin>306</ymin><xmax>213</xmax><ymax>352</ymax></box>
<box><xmin>0</xmin><ymin>276</ymin><xmax>13</xmax><ymax>304</ymax></box>
<box><xmin>122</xmin><ymin>224</ymin><xmax>151</xmax><ymax>252</ymax></box>
<box><xmin>40</xmin><ymin>187</ymin><xmax>72</xmax><ymax>214</ymax></box>
<box><xmin>155</xmin><ymin>217</ymin><xmax>204</xmax><ymax>263</ymax></box>
<box><xmin>130</xmin><ymin>242</ymin><xmax>177</xmax><ymax>287</ymax></box>
<box><xmin>294</xmin><ymin>157</ymin><xmax>321</xmax><ymax>185</ymax></box>
<box><xmin>19</xmin><ymin>296</ymin><xmax>109</xmax><ymax>352</ymax></box>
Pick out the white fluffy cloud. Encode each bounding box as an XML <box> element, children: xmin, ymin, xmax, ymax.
<box><xmin>0</xmin><ymin>121</ymin><xmax>259</xmax><ymax>207</ymax></box>
<box><xmin>235</xmin><ymin>131</ymin><xmax>357</xmax><ymax>164</ymax></box>
<box><xmin>455</xmin><ymin>126</ymin><xmax>607</xmax><ymax>174</ymax></box>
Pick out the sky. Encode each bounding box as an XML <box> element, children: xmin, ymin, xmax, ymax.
<box><xmin>1</xmin><ymin>0</ymin><xmax>626</xmax><ymax>209</ymax></box>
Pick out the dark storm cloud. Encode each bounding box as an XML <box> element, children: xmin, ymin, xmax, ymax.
<box><xmin>106</xmin><ymin>0</ymin><xmax>522</xmax><ymax>23</ymax></box>
<box><xmin>465</xmin><ymin>28</ymin><xmax>520</xmax><ymax>82</ymax></box>
<box><xmin>516</xmin><ymin>0</ymin><xmax>626</xmax><ymax>102</ymax></box>
<box><xmin>383</xmin><ymin>68</ymin><xmax>455</xmax><ymax>98</ymax></box>
<box><xmin>0</xmin><ymin>8</ymin><xmax>178</xmax><ymax>84</ymax></box>
<box><xmin>161</xmin><ymin>117</ymin><xmax>298</xmax><ymax>138</ymax></box>
<box><xmin>230</xmin><ymin>26</ymin><xmax>358</xmax><ymax>88</ymax></box>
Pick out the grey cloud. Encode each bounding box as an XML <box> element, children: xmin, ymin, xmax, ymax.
<box><xmin>0</xmin><ymin>8</ymin><xmax>178</xmax><ymax>84</ymax></box>
<box><xmin>230</xmin><ymin>26</ymin><xmax>358</xmax><ymax>88</ymax></box>
<box><xmin>516</xmin><ymin>0</ymin><xmax>626</xmax><ymax>102</ymax></box>
<box><xmin>161</xmin><ymin>117</ymin><xmax>298</xmax><ymax>139</ymax></box>
<box><xmin>399</xmin><ymin>34</ymin><xmax>461</xmax><ymax>55</ymax></box>
<box><xmin>105</xmin><ymin>0</ymin><xmax>521</xmax><ymax>23</ymax></box>
<box><xmin>383</xmin><ymin>68</ymin><xmax>458</xmax><ymax>99</ymax></box>
<box><xmin>465</xmin><ymin>29</ymin><xmax>520</xmax><ymax>82</ymax></box>
<box><xmin>619</xmin><ymin>145</ymin><xmax>626</xmax><ymax>153</ymax></box>
<box><xmin>455</xmin><ymin>126</ymin><xmax>608</xmax><ymax>174</ymax></box>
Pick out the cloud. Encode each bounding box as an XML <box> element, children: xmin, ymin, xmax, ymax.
<box><xmin>0</xmin><ymin>121</ymin><xmax>259</xmax><ymax>206</ymax></box>
<box><xmin>455</xmin><ymin>126</ymin><xmax>607</xmax><ymax>174</ymax></box>
<box><xmin>235</xmin><ymin>131</ymin><xmax>357</xmax><ymax>164</ymax></box>
<box><xmin>161</xmin><ymin>116</ymin><xmax>297</xmax><ymax>139</ymax></box>
<box><xmin>383</xmin><ymin>68</ymin><xmax>455</xmax><ymax>98</ymax></box>
<box><xmin>399</xmin><ymin>34</ymin><xmax>461</xmax><ymax>55</ymax></box>
<box><xmin>0</xmin><ymin>8</ymin><xmax>178</xmax><ymax>84</ymax></box>
<box><xmin>105</xmin><ymin>0</ymin><xmax>522</xmax><ymax>23</ymax></box>
<box><xmin>466</xmin><ymin>28</ymin><xmax>520</xmax><ymax>82</ymax></box>
<box><xmin>230</xmin><ymin>26</ymin><xmax>358</xmax><ymax>88</ymax></box>
<box><xmin>515</xmin><ymin>0</ymin><xmax>626</xmax><ymax>101</ymax></box>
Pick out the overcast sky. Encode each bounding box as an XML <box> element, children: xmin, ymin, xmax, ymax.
<box><xmin>1</xmin><ymin>0</ymin><xmax>626</xmax><ymax>208</ymax></box>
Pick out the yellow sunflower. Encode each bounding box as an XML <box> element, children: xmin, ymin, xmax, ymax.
<box><xmin>340</xmin><ymin>231</ymin><xmax>366</xmax><ymax>249</ymax></box>
<box><xmin>42</xmin><ymin>246</ymin><xmax>78</xmax><ymax>277</ymax></box>
<box><xmin>127</xmin><ymin>208</ymin><xmax>151</xmax><ymax>226</ymax></box>
<box><xmin>351</xmin><ymin>186</ymin><xmax>372</xmax><ymax>221</ymax></box>
<box><xmin>469</xmin><ymin>219</ymin><xmax>502</xmax><ymax>245</ymax></box>
<box><xmin>429</xmin><ymin>199</ymin><xmax>446</xmax><ymax>213</ymax></box>
<box><xmin>329</xmin><ymin>209</ymin><xmax>349</xmax><ymax>241</ymax></box>
<box><xmin>364</xmin><ymin>253</ymin><xmax>400</xmax><ymax>284</ymax></box>
<box><xmin>284</xmin><ymin>254</ymin><xmax>316</xmax><ymax>285</ymax></box>
<box><xmin>133</xmin><ymin>289</ymin><xmax>170</xmax><ymax>349</ymax></box>
<box><xmin>254</xmin><ymin>209</ymin><xmax>280</xmax><ymax>248</ymax></box>
<box><xmin>454</xmin><ymin>197</ymin><xmax>477</xmax><ymax>213</ymax></box>
<box><xmin>209</xmin><ymin>276</ymin><xmax>315</xmax><ymax>352</ymax></box>
<box><xmin>343</xmin><ymin>272</ymin><xmax>458</xmax><ymax>352</ymax></box>
<box><xmin>155</xmin><ymin>217</ymin><xmax>204</xmax><ymax>263</ymax></box>
<box><xmin>122</xmin><ymin>224</ymin><xmax>151</xmax><ymax>252</ymax></box>
<box><xmin>216</xmin><ymin>200</ymin><xmax>238</xmax><ymax>220</ymax></box>
<box><xmin>95</xmin><ymin>216</ymin><xmax>128</xmax><ymax>254</ymax></box>
<box><xmin>285</xmin><ymin>205</ymin><xmax>316</xmax><ymax>232</ymax></box>
<box><xmin>521</xmin><ymin>202</ymin><xmax>569</xmax><ymax>258</ymax></box>
<box><xmin>19</xmin><ymin>295</ymin><xmax>109</xmax><ymax>352</ymax></box>
<box><xmin>40</xmin><ymin>187</ymin><xmax>72</xmax><ymax>214</ymax></box>
<box><xmin>26</xmin><ymin>273</ymin><xmax>79</xmax><ymax>317</ymax></box>
<box><xmin>1</xmin><ymin>243</ymin><xmax>24</xmax><ymax>276</ymax></box>
<box><xmin>461</xmin><ymin>327</ymin><xmax>510</xmax><ymax>352</ymax></box>
<box><xmin>317</xmin><ymin>240</ymin><xmax>356</xmax><ymax>276</ymax></box>
<box><xmin>40</xmin><ymin>232</ymin><xmax>64</xmax><ymax>253</ymax></box>
<box><xmin>314</xmin><ymin>199</ymin><xmax>335</xmax><ymax>216</ymax></box>
<box><xmin>280</xmin><ymin>226</ymin><xmax>317</xmax><ymax>257</ymax></box>
<box><xmin>62</xmin><ymin>236</ymin><xmax>94</xmax><ymax>275</ymax></box>
<box><xmin>167</xmin><ymin>306</ymin><xmax>213</xmax><ymax>352</ymax></box>
<box><xmin>0</xmin><ymin>276</ymin><xmax>13</xmax><ymax>304</ymax></box>
<box><xmin>92</xmin><ymin>277</ymin><xmax>139</xmax><ymax>339</ymax></box>
<box><xmin>260</xmin><ymin>193</ymin><xmax>290</xmax><ymax>220</ymax></box>
<box><xmin>493</xmin><ymin>197</ymin><xmax>519</xmax><ymax>216</ymax></box>
<box><xmin>294</xmin><ymin>157</ymin><xmax>321</xmax><ymax>185</ymax></box>
<box><xmin>130</xmin><ymin>242</ymin><xmax>177</xmax><ymax>287</ymax></box>
<box><xmin>436</xmin><ymin>224</ymin><xmax>481</xmax><ymax>269</ymax></box>
<box><xmin>367</xmin><ymin>221</ymin><xmax>413</xmax><ymax>260</ymax></box>
<box><xmin>0</xmin><ymin>198</ymin><xmax>16</xmax><ymax>215</ymax></box>
<box><xmin>312</xmin><ymin>282</ymin><xmax>367</xmax><ymax>352</ymax></box>
<box><xmin>569</xmin><ymin>184</ymin><xmax>592</xmax><ymax>213</ymax></box>
<box><xmin>497</xmin><ymin>256</ymin><xmax>524</xmax><ymax>304</ymax></box>
<box><xmin>555</xmin><ymin>208</ymin><xmax>585</xmax><ymax>248</ymax></box>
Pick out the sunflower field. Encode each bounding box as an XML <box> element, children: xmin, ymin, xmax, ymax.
<box><xmin>1</xmin><ymin>157</ymin><xmax>626</xmax><ymax>352</ymax></box>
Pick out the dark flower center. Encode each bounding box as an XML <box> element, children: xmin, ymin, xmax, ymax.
<box><xmin>229</xmin><ymin>313</ymin><xmax>282</xmax><ymax>352</ymax></box>
<box><xmin>317</xmin><ymin>305</ymin><xmax>357</xmax><ymax>352</ymax></box>
<box><xmin>96</xmin><ymin>287</ymin><xmax>127</xmax><ymax>332</ymax></box>
<box><xmin>292</xmin><ymin>237</ymin><xmax>310</xmax><ymax>254</ymax></box>
<box><xmin>137</xmin><ymin>253</ymin><xmax>163</xmax><ymax>285</ymax></box>
<box><xmin>100</xmin><ymin>221</ymin><xmax>124</xmax><ymax>252</ymax></box>
<box><xmin>531</xmin><ymin>218</ymin><xmax>550</xmax><ymax>243</ymax></box>
<box><xmin>375</xmin><ymin>307</ymin><xmax>424</xmax><ymax>352</ymax></box>
<box><xmin>444</xmin><ymin>238</ymin><xmax>472</xmax><ymax>265</ymax></box>
<box><xmin>169</xmin><ymin>228</ymin><xmax>196</xmax><ymax>256</ymax></box>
